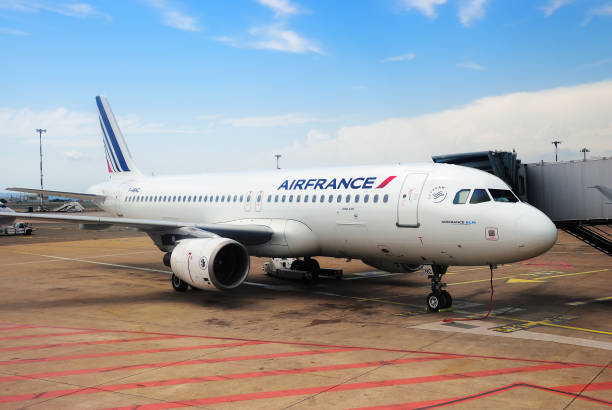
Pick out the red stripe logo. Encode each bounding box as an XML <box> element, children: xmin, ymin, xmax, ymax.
<box><xmin>376</xmin><ymin>176</ymin><xmax>396</xmax><ymax>189</ymax></box>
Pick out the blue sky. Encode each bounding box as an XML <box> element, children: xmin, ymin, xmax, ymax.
<box><xmin>1</xmin><ymin>0</ymin><xmax>611</xmax><ymax>191</ymax></box>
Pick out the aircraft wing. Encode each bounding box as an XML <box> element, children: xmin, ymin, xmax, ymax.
<box><xmin>0</xmin><ymin>212</ymin><xmax>273</xmax><ymax>245</ymax></box>
<box><xmin>6</xmin><ymin>187</ymin><xmax>103</xmax><ymax>201</ymax></box>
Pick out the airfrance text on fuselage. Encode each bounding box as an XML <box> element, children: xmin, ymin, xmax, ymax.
<box><xmin>277</xmin><ymin>176</ymin><xmax>396</xmax><ymax>190</ymax></box>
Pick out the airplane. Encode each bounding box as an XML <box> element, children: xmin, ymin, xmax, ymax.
<box><xmin>0</xmin><ymin>96</ymin><xmax>558</xmax><ymax>311</ymax></box>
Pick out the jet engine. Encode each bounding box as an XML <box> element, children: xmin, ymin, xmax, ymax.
<box><xmin>169</xmin><ymin>238</ymin><xmax>250</xmax><ymax>290</ymax></box>
<box><xmin>362</xmin><ymin>258</ymin><xmax>422</xmax><ymax>273</ymax></box>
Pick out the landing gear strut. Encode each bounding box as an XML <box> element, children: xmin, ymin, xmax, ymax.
<box><xmin>425</xmin><ymin>265</ymin><xmax>452</xmax><ymax>311</ymax></box>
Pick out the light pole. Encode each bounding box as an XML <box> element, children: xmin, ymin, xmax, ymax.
<box><xmin>36</xmin><ymin>128</ymin><xmax>46</xmax><ymax>211</ymax></box>
<box><xmin>580</xmin><ymin>148</ymin><xmax>590</xmax><ymax>161</ymax></box>
<box><xmin>552</xmin><ymin>140</ymin><xmax>561</xmax><ymax>162</ymax></box>
<box><xmin>275</xmin><ymin>154</ymin><xmax>281</xmax><ymax>170</ymax></box>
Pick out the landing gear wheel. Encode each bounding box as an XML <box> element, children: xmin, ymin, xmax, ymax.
<box><xmin>427</xmin><ymin>292</ymin><xmax>442</xmax><ymax>312</ymax></box>
<box><xmin>171</xmin><ymin>274</ymin><xmax>188</xmax><ymax>292</ymax></box>
<box><xmin>441</xmin><ymin>290</ymin><xmax>452</xmax><ymax>309</ymax></box>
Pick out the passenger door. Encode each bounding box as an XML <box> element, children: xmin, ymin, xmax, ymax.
<box><xmin>244</xmin><ymin>190</ymin><xmax>253</xmax><ymax>212</ymax></box>
<box><xmin>255</xmin><ymin>190</ymin><xmax>264</xmax><ymax>212</ymax></box>
<box><xmin>397</xmin><ymin>173</ymin><xmax>428</xmax><ymax>227</ymax></box>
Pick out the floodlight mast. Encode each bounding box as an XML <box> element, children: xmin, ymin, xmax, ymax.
<box><xmin>580</xmin><ymin>148</ymin><xmax>590</xmax><ymax>161</ymax></box>
<box><xmin>552</xmin><ymin>140</ymin><xmax>562</xmax><ymax>162</ymax></box>
<box><xmin>36</xmin><ymin>128</ymin><xmax>46</xmax><ymax>211</ymax></box>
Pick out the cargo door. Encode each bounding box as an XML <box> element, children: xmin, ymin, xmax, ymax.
<box><xmin>396</xmin><ymin>173</ymin><xmax>428</xmax><ymax>227</ymax></box>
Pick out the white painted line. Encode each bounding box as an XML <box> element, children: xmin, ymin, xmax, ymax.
<box><xmin>14</xmin><ymin>252</ymin><xmax>172</xmax><ymax>274</ymax></box>
<box><xmin>413</xmin><ymin>321</ymin><xmax>612</xmax><ymax>351</ymax></box>
<box><xmin>1</xmin><ymin>250</ymin><xmax>157</xmax><ymax>267</ymax></box>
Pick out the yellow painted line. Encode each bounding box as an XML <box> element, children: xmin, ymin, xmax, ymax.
<box><xmin>542</xmin><ymin>268</ymin><xmax>610</xmax><ymax>279</ymax></box>
<box><xmin>493</xmin><ymin>316</ymin><xmax>612</xmax><ymax>336</ymax></box>
<box><xmin>446</xmin><ymin>275</ymin><xmax>516</xmax><ymax>286</ymax></box>
<box><xmin>567</xmin><ymin>296</ymin><xmax>612</xmax><ymax>306</ymax></box>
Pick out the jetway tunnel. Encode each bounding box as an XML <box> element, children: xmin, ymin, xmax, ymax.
<box><xmin>432</xmin><ymin>151</ymin><xmax>612</xmax><ymax>256</ymax></box>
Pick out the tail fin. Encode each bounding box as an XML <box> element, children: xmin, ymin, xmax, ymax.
<box><xmin>96</xmin><ymin>95</ymin><xmax>142</xmax><ymax>178</ymax></box>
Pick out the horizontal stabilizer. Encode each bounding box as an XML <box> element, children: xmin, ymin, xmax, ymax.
<box><xmin>6</xmin><ymin>188</ymin><xmax>103</xmax><ymax>201</ymax></box>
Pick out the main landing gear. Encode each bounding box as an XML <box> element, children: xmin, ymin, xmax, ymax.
<box><xmin>425</xmin><ymin>265</ymin><xmax>452</xmax><ymax>312</ymax></box>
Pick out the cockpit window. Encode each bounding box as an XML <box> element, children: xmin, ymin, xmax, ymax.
<box><xmin>453</xmin><ymin>189</ymin><xmax>471</xmax><ymax>204</ymax></box>
<box><xmin>469</xmin><ymin>189</ymin><xmax>491</xmax><ymax>204</ymax></box>
<box><xmin>489</xmin><ymin>189</ymin><xmax>519</xmax><ymax>203</ymax></box>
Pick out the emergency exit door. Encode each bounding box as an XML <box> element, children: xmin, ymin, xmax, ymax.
<box><xmin>396</xmin><ymin>173</ymin><xmax>428</xmax><ymax>227</ymax></box>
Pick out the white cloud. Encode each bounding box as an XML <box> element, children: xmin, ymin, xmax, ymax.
<box><xmin>63</xmin><ymin>150</ymin><xmax>88</xmax><ymax>160</ymax></box>
<box><xmin>259</xmin><ymin>80</ymin><xmax>612</xmax><ymax>168</ymax></box>
<box><xmin>248</xmin><ymin>23</ymin><xmax>322</xmax><ymax>54</ymax></box>
<box><xmin>458</xmin><ymin>0</ymin><xmax>487</xmax><ymax>27</ymax></box>
<box><xmin>0</xmin><ymin>1</ymin><xmax>110</xmax><ymax>20</ymax></box>
<box><xmin>223</xmin><ymin>113</ymin><xmax>319</xmax><ymax>128</ymax></box>
<box><xmin>582</xmin><ymin>3</ymin><xmax>612</xmax><ymax>26</ymax></box>
<box><xmin>541</xmin><ymin>0</ymin><xmax>574</xmax><ymax>16</ymax></box>
<box><xmin>399</xmin><ymin>0</ymin><xmax>448</xmax><ymax>18</ymax></box>
<box><xmin>381</xmin><ymin>53</ymin><xmax>416</xmax><ymax>63</ymax></box>
<box><xmin>144</xmin><ymin>0</ymin><xmax>200</xmax><ymax>32</ymax></box>
<box><xmin>456</xmin><ymin>62</ymin><xmax>486</xmax><ymax>70</ymax></box>
<box><xmin>256</xmin><ymin>0</ymin><xmax>302</xmax><ymax>17</ymax></box>
<box><xmin>0</xmin><ymin>27</ymin><xmax>29</xmax><ymax>35</ymax></box>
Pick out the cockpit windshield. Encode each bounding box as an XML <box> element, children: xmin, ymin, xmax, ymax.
<box><xmin>488</xmin><ymin>189</ymin><xmax>519</xmax><ymax>203</ymax></box>
<box><xmin>453</xmin><ymin>189</ymin><xmax>470</xmax><ymax>204</ymax></box>
<box><xmin>469</xmin><ymin>189</ymin><xmax>491</xmax><ymax>204</ymax></box>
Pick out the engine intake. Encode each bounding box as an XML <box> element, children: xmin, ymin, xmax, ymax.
<box><xmin>170</xmin><ymin>238</ymin><xmax>250</xmax><ymax>290</ymax></box>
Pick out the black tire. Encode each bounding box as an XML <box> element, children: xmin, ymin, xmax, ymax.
<box><xmin>171</xmin><ymin>274</ymin><xmax>188</xmax><ymax>292</ymax></box>
<box><xmin>24</xmin><ymin>230</ymin><xmax>32</xmax><ymax>236</ymax></box>
<box><xmin>441</xmin><ymin>290</ymin><xmax>452</xmax><ymax>308</ymax></box>
<box><xmin>427</xmin><ymin>292</ymin><xmax>441</xmax><ymax>312</ymax></box>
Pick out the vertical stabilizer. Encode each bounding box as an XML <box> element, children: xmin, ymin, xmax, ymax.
<box><xmin>96</xmin><ymin>95</ymin><xmax>142</xmax><ymax>178</ymax></box>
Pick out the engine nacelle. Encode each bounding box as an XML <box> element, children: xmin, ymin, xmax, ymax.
<box><xmin>362</xmin><ymin>258</ymin><xmax>422</xmax><ymax>273</ymax></box>
<box><xmin>170</xmin><ymin>238</ymin><xmax>250</xmax><ymax>290</ymax></box>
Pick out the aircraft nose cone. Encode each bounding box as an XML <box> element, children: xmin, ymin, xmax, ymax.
<box><xmin>516</xmin><ymin>205</ymin><xmax>557</xmax><ymax>258</ymax></box>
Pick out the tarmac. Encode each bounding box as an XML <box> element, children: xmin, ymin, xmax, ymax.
<box><xmin>0</xmin><ymin>221</ymin><xmax>610</xmax><ymax>409</ymax></box>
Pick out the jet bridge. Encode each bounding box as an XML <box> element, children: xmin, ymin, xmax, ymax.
<box><xmin>432</xmin><ymin>152</ymin><xmax>611</xmax><ymax>256</ymax></box>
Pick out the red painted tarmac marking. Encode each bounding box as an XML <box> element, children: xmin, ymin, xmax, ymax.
<box><xmin>0</xmin><ymin>347</ymin><xmax>361</xmax><ymax>383</ymax></box>
<box><xmin>0</xmin><ymin>341</ymin><xmax>267</xmax><ymax>366</ymax></box>
<box><xmin>0</xmin><ymin>325</ymin><xmax>39</xmax><ymax>332</ymax></box>
<box><xmin>0</xmin><ymin>354</ymin><xmax>456</xmax><ymax>404</ymax></box>
<box><xmin>10</xmin><ymin>323</ymin><xmax>607</xmax><ymax>369</ymax></box>
<box><xmin>105</xmin><ymin>363</ymin><xmax>581</xmax><ymax>410</ymax></box>
<box><xmin>0</xmin><ymin>330</ymin><xmax>107</xmax><ymax>341</ymax></box>
<box><xmin>354</xmin><ymin>381</ymin><xmax>612</xmax><ymax>409</ymax></box>
<box><xmin>0</xmin><ymin>335</ymin><xmax>190</xmax><ymax>353</ymax></box>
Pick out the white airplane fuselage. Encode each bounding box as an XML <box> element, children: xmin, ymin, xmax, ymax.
<box><xmin>90</xmin><ymin>162</ymin><xmax>557</xmax><ymax>267</ymax></box>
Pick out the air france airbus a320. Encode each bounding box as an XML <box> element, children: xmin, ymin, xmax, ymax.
<box><xmin>0</xmin><ymin>96</ymin><xmax>558</xmax><ymax>311</ymax></box>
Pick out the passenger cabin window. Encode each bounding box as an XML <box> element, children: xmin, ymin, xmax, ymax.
<box><xmin>470</xmin><ymin>189</ymin><xmax>491</xmax><ymax>204</ymax></box>
<box><xmin>453</xmin><ymin>189</ymin><xmax>471</xmax><ymax>204</ymax></box>
<box><xmin>489</xmin><ymin>189</ymin><xmax>519</xmax><ymax>203</ymax></box>
<box><xmin>383</xmin><ymin>194</ymin><xmax>389</xmax><ymax>203</ymax></box>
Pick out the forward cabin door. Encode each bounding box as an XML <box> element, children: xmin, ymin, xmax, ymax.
<box><xmin>396</xmin><ymin>173</ymin><xmax>428</xmax><ymax>227</ymax></box>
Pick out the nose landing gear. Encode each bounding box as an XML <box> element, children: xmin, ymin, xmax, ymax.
<box><xmin>425</xmin><ymin>265</ymin><xmax>452</xmax><ymax>312</ymax></box>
